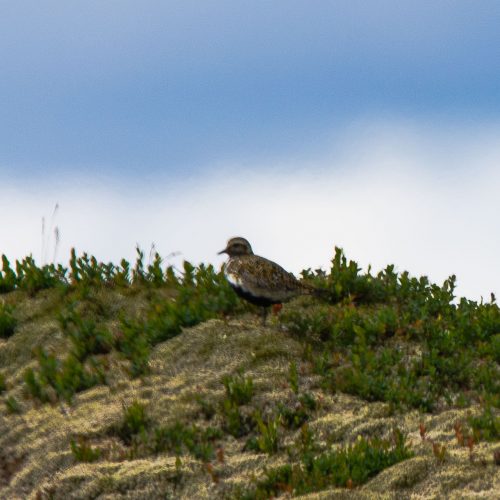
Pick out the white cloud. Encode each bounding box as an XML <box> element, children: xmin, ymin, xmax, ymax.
<box><xmin>1</xmin><ymin>120</ymin><xmax>500</xmax><ymax>301</ymax></box>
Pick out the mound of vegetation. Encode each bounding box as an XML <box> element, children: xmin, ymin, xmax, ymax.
<box><xmin>0</xmin><ymin>247</ymin><xmax>498</xmax><ymax>498</ymax></box>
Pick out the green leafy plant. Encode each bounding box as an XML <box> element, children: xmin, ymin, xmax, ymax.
<box><xmin>114</xmin><ymin>400</ymin><xmax>151</xmax><ymax>445</ymax></box>
<box><xmin>222</xmin><ymin>372</ymin><xmax>254</xmax><ymax>406</ymax></box>
<box><xmin>220</xmin><ymin>372</ymin><xmax>255</xmax><ymax>437</ymax></box>
<box><xmin>278</xmin><ymin>393</ymin><xmax>316</xmax><ymax>430</ymax></box>
<box><xmin>24</xmin><ymin>349</ymin><xmax>105</xmax><ymax>403</ymax></box>
<box><xmin>116</xmin><ymin>316</ymin><xmax>151</xmax><ymax>377</ymax></box>
<box><xmin>246</xmin><ymin>429</ymin><xmax>413</xmax><ymax>497</ymax></box>
<box><xmin>24</xmin><ymin>367</ymin><xmax>50</xmax><ymax>403</ymax></box>
<box><xmin>0</xmin><ymin>302</ymin><xmax>16</xmax><ymax>338</ymax></box>
<box><xmin>222</xmin><ymin>400</ymin><xmax>253</xmax><ymax>438</ymax></box>
<box><xmin>283</xmin><ymin>249</ymin><xmax>500</xmax><ymax>414</ymax></box>
<box><xmin>15</xmin><ymin>256</ymin><xmax>65</xmax><ymax>295</ymax></box>
<box><xmin>59</xmin><ymin>307</ymin><xmax>114</xmax><ymax>361</ymax></box>
<box><xmin>0</xmin><ymin>255</ymin><xmax>17</xmax><ymax>293</ymax></box>
<box><xmin>5</xmin><ymin>395</ymin><xmax>21</xmax><ymax>414</ymax></box>
<box><xmin>195</xmin><ymin>395</ymin><xmax>216</xmax><ymax>420</ymax></box>
<box><xmin>108</xmin><ymin>401</ymin><xmax>222</xmax><ymax>462</ymax></box>
<box><xmin>246</xmin><ymin>413</ymin><xmax>280</xmax><ymax>454</ymax></box>
<box><xmin>468</xmin><ymin>406</ymin><xmax>500</xmax><ymax>442</ymax></box>
<box><xmin>152</xmin><ymin>423</ymin><xmax>222</xmax><ymax>462</ymax></box>
<box><xmin>70</xmin><ymin>437</ymin><xmax>101</xmax><ymax>462</ymax></box>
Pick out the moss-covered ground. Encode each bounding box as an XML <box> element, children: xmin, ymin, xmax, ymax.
<box><xmin>0</xmin><ymin>249</ymin><xmax>498</xmax><ymax>498</ymax></box>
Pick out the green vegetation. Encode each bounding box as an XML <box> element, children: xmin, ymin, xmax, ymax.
<box><xmin>278</xmin><ymin>392</ymin><xmax>317</xmax><ymax>430</ymax></box>
<box><xmin>221</xmin><ymin>373</ymin><xmax>255</xmax><ymax>438</ymax></box>
<box><xmin>6</xmin><ymin>249</ymin><xmax>240</xmax><ymax>402</ymax></box>
<box><xmin>70</xmin><ymin>437</ymin><xmax>101</xmax><ymax>463</ymax></box>
<box><xmin>114</xmin><ymin>260</ymin><xmax>241</xmax><ymax>377</ymax></box>
<box><xmin>1</xmin><ymin>246</ymin><xmax>499</xmax><ymax>498</ymax></box>
<box><xmin>113</xmin><ymin>400</ymin><xmax>151</xmax><ymax>445</ymax></box>
<box><xmin>245</xmin><ymin>412</ymin><xmax>281</xmax><ymax>454</ymax></box>
<box><xmin>0</xmin><ymin>302</ymin><xmax>16</xmax><ymax>338</ymax></box>
<box><xmin>288</xmin><ymin>247</ymin><xmax>500</xmax><ymax>413</ymax></box>
<box><xmin>23</xmin><ymin>348</ymin><xmax>106</xmax><ymax>403</ymax></box>
<box><xmin>244</xmin><ymin>430</ymin><xmax>413</xmax><ymax>498</ymax></box>
<box><xmin>152</xmin><ymin>422</ymin><xmax>223</xmax><ymax>462</ymax></box>
<box><xmin>468</xmin><ymin>405</ymin><xmax>500</xmax><ymax>441</ymax></box>
<box><xmin>4</xmin><ymin>395</ymin><xmax>21</xmax><ymax>414</ymax></box>
<box><xmin>60</xmin><ymin>306</ymin><xmax>114</xmax><ymax>361</ymax></box>
<box><xmin>0</xmin><ymin>255</ymin><xmax>17</xmax><ymax>293</ymax></box>
<box><xmin>100</xmin><ymin>401</ymin><xmax>223</xmax><ymax>463</ymax></box>
<box><xmin>222</xmin><ymin>372</ymin><xmax>254</xmax><ymax>406</ymax></box>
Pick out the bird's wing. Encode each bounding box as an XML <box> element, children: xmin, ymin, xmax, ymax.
<box><xmin>227</xmin><ymin>256</ymin><xmax>305</xmax><ymax>296</ymax></box>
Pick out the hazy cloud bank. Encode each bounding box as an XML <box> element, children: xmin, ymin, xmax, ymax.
<box><xmin>1</xmin><ymin>121</ymin><xmax>499</xmax><ymax>301</ymax></box>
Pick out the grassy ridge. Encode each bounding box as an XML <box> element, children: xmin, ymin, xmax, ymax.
<box><xmin>288</xmin><ymin>248</ymin><xmax>500</xmax><ymax>415</ymax></box>
<box><xmin>0</xmin><ymin>247</ymin><xmax>499</xmax><ymax>498</ymax></box>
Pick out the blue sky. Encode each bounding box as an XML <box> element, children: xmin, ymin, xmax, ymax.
<box><xmin>2</xmin><ymin>1</ymin><xmax>500</xmax><ymax>178</ymax></box>
<box><xmin>2</xmin><ymin>1</ymin><xmax>500</xmax><ymax>299</ymax></box>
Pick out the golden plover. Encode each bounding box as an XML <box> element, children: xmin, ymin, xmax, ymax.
<box><xmin>218</xmin><ymin>237</ymin><xmax>313</xmax><ymax>324</ymax></box>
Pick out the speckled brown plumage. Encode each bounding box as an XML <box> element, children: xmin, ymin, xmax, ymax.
<box><xmin>218</xmin><ymin>237</ymin><xmax>312</xmax><ymax>322</ymax></box>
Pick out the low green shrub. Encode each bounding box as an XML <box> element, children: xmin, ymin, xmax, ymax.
<box><xmin>246</xmin><ymin>430</ymin><xmax>413</xmax><ymax>498</ymax></box>
<box><xmin>109</xmin><ymin>401</ymin><xmax>222</xmax><ymax>462</ymax></box>
<box><xmin>330</xmin><ymin>344</ymin><xmax>434</xmax><ymax>411</ymax></box>
<box><xmin>153</xmin><ymin>422</ymin><xmax>222</xmax><ymax>462</ymax></box>
<box><xmin>144</xmin><ymin>262</ymin><xmax>239</xmax><ymax>344</ymax></box>
<box><xmin>0</xmin><ymin>255</ymin><xmax>17</xmax><ymax>293</ymax></box>
<box><xmin>60</xmin><ymin>306</ymin><xmax>114</xmax><ymax>361</ymax></box>
<box><xmin>116</xmin><ymin>316</ymin><xmax>151</xmax><ymax>377</ymax></box>
<box><xmin>24</xmin><ymin>349</ymin><xmax>105</xmax><ymax>403</ymax></box>
<box><xmin>468</xmin><ymin>406</ymin><xmax>500</xmax><ymax>441</ymax></box>
<box><xmin>245</xmin><ymin>413</ymin><xmax>280</xmax><ymax>454</ymax></box>
<box><xmin>114</xmin><ymin>401</ymin><xmax>151</xmax><ymax>445</ymax></box>
<box><xmin>5</xmin><ymin>395</ymin><xmax>21</xmax><ymax>414</ymax></box>
<box><xmin>0</xmin><ymin>302</ymin><xmax>16</xmax><ymax>338</ymax></box>
<box><xmin>17</xmin><ymin>255</ymin><xmax>243</xmax><ymax>402</ymax></box>
<box><xmin>222</xmin><ymin>372</ymin><xmax>254</xmax><ymax>406</ymax></box>
<box><xmin>70</xmin><ymin>437</ymin><xmax>101</xmax><ymax>462</ymax></box>
<box><xmin>283</xmin><ymin>250</ymin><xmax>500</xmax><ymax>413</ymax></box>
<box><xmin>221</xmin><ymin>372</ymin><xmax>255</xmax><ymax>437</ymax></box>
<box><xmin>15</xmin><ymin>256</ymin><xmax>65</xmax><ymax>295</ymax></box>
<box><xmin>278</xmin><ymin>393</ymin><xmax>316</xmax><ymax>430</ymax></box>
<box><xmin>222</xmin><ymin>400</ymin><xmax>253</xmax><ymax>438</ymax></box>
<box><xmin>196</xmin><ymin>395</ymin><xmax>217</xmax><ymax>420</ymax></box>
<box><xmin>115</xmin><ymin>261</ymin><xmax>241</xmax><ymax>376</ymax></box>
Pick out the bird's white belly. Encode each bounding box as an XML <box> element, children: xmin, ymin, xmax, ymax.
<box><xmin>225</xmin><ymin>270</ymin><xmax>244</xmax><ymax>288</ymax></box>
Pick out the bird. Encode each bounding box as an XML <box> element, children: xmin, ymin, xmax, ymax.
<box><xmin>218</xmin><ymin>237</ymin><xmax>315</xmax><ymax>324</ymax></box>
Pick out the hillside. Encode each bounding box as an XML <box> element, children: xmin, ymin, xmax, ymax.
<box><xmin>0</xmin><ymin>249</ymin><xmax>499</xmax><ymax>499</ymax></box>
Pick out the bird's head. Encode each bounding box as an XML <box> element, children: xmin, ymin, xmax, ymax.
<box><xmin>218</xmin><ymin>237</ymin><xmax>254</xmax><ymax>257</ymax></box>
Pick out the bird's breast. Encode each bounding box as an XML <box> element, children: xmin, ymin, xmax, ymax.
<box><xmin>224</xmin><ymin>269</ymin><xmax>243</xmax><ymax>288</ymax></box>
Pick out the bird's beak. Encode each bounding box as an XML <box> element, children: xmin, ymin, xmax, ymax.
<box><xmin>218</xmin><ymin>248</ymin><xmax>227</xmax><ymax>255</ymax></box>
